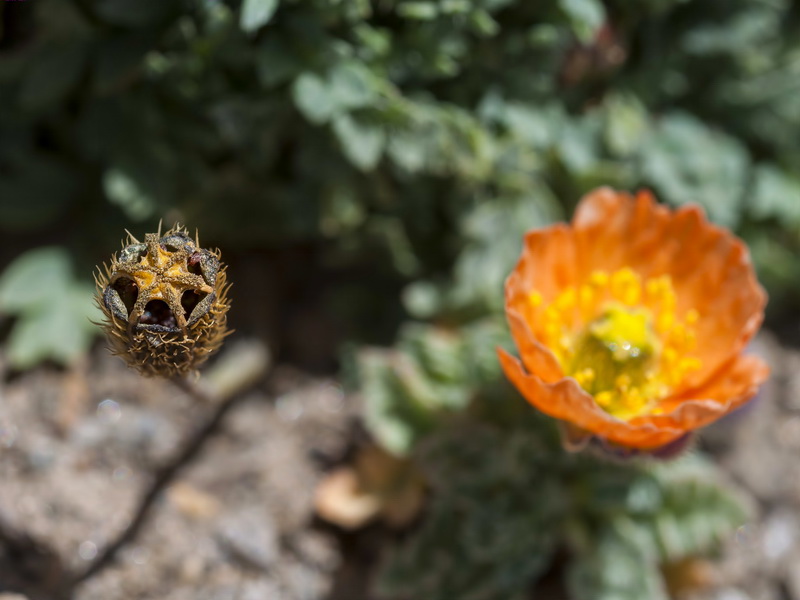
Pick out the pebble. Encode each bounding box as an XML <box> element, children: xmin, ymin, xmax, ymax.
<box><xmin>168</xmin><ymin>482</ymin><xmax>222</xmax><ymax>520</ymax></box>
<box><xmin>761</xmin><ymin>511</ymin><xmax>796</xmax><ymax>562</ymax></box>
<box><xmin>216</xmin><ymin>509</ymin><xmax>278</xmax><ymax>572</ymax></box>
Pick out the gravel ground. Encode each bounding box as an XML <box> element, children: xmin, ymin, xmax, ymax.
<box><xmin>0</xmin><ymin>331</ymin><xmax>797</xmax><ymax>600</ymax></box>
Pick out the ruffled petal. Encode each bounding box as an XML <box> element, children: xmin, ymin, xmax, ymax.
<box><xmin>505</xmin><ymin>308</ymin><xmax>564</xmax><ymax>383</ymax></box>
<box><xmin>571</xmin><ymin>188</ymin><xmax>766</xmax><ymax>391</ymax></box>
<box><xmin>498</xmin><ymin>348</ymin><xmax>686</xmax><ymax>449</ymax></box>
<box><xmin>505</xmin><ymin>224</ymin><xmax>580</xmax><ymax>334</ymax></box>
<box><xmin>504</xmin><ymin>223</ymin><xmax>577</xmax><ymax>382</ymax></box>
<box><xmin>631</xmin><ymin>354</ymin><xmax>770</xmax><ymax>431</ymax></box>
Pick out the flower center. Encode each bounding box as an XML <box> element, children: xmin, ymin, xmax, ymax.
<box><xmin>569</xmin><ymin>304</ymin><xmax>665</xmax><ymax>418</ymax></box>
<box><xmin>529</xmin><ymin>268</ymin><xmax>702</xmax><ymax>420</ymax></box>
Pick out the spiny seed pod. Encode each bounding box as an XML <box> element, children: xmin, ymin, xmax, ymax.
<box><xmin>95</xmin><ymin>225</ymin><xmax>231</xmax><ymax>377</ymax></box>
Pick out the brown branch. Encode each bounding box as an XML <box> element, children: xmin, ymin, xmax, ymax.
<box><xmin>69</xmin><ymin>376</ymin><xmax>248</xmax><ymax>586</ymax></box>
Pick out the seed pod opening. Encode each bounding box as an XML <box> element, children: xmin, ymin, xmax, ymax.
<box><xmin>96</xmin><ymin>225</ymin><xmax>231</xmax><ymax>377</ymax></box>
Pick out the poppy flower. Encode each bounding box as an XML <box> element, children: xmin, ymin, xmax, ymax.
<box><xmin>497</xmin><ymin>188</ymin><xmax>769</xmax><ymax>450</ymax></box>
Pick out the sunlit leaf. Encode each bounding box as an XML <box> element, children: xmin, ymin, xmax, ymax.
<box><xmin>0</xmin><ymin>248</ymin><xmax>71</xmax><ymax>315</ymax></box>
<box><xmin>292</xmin><ymin>72</ymin><xmax>336</xmax><ymax>124</ymax></box>
<box><xmin>750</xmin><ymin>165</ymin><xmax>800</xmax><ymax>224</ymax></box>
<box><xmin>333</xmin><ymin>113</ymin><xmax>386</xmax><ymax>171</ymax></box>
<box><xmin>7</xmin><ymin>284</ymin><xmax>99</xmax><ymax>369</ymax></box>
<box><xmin>240</xmin><ymin>0</ymin><xmax>279</xmax><ymax>33</ymax></box>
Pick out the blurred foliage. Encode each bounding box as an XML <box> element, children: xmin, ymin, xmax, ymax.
<box><xmin>359</xmin><ymin>319</ymin><xmax>508</xmax><ymax>454</ymax></box>
<box><xmin>357</xmin><ymin>322</ymin><xmax>748</xmax><ymax>599</ymax></box>
<box><xmin>3</xmin><ymin>0</ymin><xmax>800</xmax><ymax>364</ymax></box>
<box><xmin>0</xmin><ymin>248</ymin><xmax>99</xmax><ymax>368</ymax></box>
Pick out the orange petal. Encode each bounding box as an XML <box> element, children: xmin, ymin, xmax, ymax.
<box><xmin>506</xmin><ymin>308</ymin><xmax>563</xmax><ymax>383</ymax></box>
<box><xmin>505</xmin><ymin>223</ymin><xmax>581</xmax><ymax>364</ymax></box>
<box><xmin>506</xmin><ymin>224</ymin><xmax>579</xmax><ymax>311</ymax></box>
<box><xmin>631</xmin><ymin>354</ymin><xmax>770</xmax><ymax>431</ymax></box>
<box><xmin>570</xmin><ymin>188</ymin><xmax>766</xmax><ymax>391</ymax></box>
<box><xmin>497</xmin><ymin>348</ymin><xmax>685</xmax><ymax>449</ymax></box>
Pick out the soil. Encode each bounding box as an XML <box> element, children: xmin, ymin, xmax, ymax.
<box><xmin>0</xmin><ymin>331</ymin><xmax>798</xmax><ymax>600</ymax></box>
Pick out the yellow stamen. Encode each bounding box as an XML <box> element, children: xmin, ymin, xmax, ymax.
<box><xmin>611</xmin><ymin>267</ymin><xmax>642</xmax><ymax>306</ymax></box>
<box><xmin>529</xmin><ymin>267</ymin><xmax>703</xmax><ymax>420</ymax></box>
<box><xmin>590</xmin><ymin>271</ymin><xmax>609</xmax><ymax>287</ymax></box>
<box><xmin>596</xmin><ymin>391</ymin><xmax>614</xmax><ymax>408</ymax></box>
<box><xmin>555</xmin><ymin>288</ymin><xmax>577</xmax><ymax>311</ymax></box>
<box><xmin>574</xmin><ymin>368</ymin><xmax>596</xmax><ymax>387</ymax></box>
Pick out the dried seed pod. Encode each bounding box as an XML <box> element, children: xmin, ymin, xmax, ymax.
<box><xmin>96</xmin><ymin>225</ymin><xmax>231</xmax><ymax>377</ymax></box>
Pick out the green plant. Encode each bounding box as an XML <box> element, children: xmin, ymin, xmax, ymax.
<box><xmin>0</xmin><ymin>247</ymin><xmax>99</xmax><ymax>369</ymax></box>
<box><xmin>356</xmin><ymin>321</ymin><xmax>748</xmax><ymax>599</ymax></box>
<box><xmin>4</xmin><ymin>0</ymin><xmax>800</xmax><ymax>367</ymax></box>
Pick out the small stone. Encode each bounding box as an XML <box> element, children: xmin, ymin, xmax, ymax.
<box><xmin>761</xmin><ymin>511</ymin><xmax>797</xmax><ymax>563</ymax></box>
<box><xmin>216</xmin><ymin>509</ymin><xmax>278</xmax><ymax>572</ymax></box>
<box><xmin>777</xmin><ymin>417</ymin><xmax>800</xmax><ymax>451</ymax></box>
<box><xmin>289</xmin><ymin>531</ymin><xmax>340</xmax><ymax>572</ymax></box>
<box><xmin>235</xmin><ymin>579</ymin><xmax>282</xmax><ymax>600</ymax></box>
<box><xmin>713</xmin><ymin>588</ymin><xmax>751</xmax><ymax>600</ymax></box>
<box><xmin>179</xmin><ymin>554</ymin><xmax>207</xmax><ymax>584</ymax></box>
<box><xmin>168</xmin><ymin>481</ymin><xmax>222</xmax><ymax>520</ymax></box>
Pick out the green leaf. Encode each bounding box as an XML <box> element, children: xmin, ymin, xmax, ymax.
<box><xmin>470</xmin><ymin>10</ymin><xmax>500</xmax><ymax>36</ymax></box>
<box><xmin>397</xmin><ymin>2</ymin><xmax>439</xmax><ymax>20</ymax></box>
<box><xmin>104</xmin><ymin>168</ymin><xmax>157</xmax><ymax>221</ymax></box>
<box><xmin>358</xmin><ymin>319</ymin><xmax>512</xmax><ymax>456</ymax></box>
<box><xmin>400</xmin><ymin>324</ymin><xmax>466</xmax><ymax>384</ymax></box>
<box><xmin>436</xmin><ymin>190</ymin><xmax>561</xmax><ymax>316</ymax></box>
<box><xmin>292</xmin><ymin>73</ymin><xmax>336</xmax><ymax>124</ymax></box>
<box><xmin>0</xmin><ymin>248</ymin><xmax>100</xmax><ymax>369</ymax></box>
<box><xmin>368</xmin><ymin>216</ymin><xmax>420</xmax><ymax>276</ymax></box>
<box><xmin>353</xmin><ymin>24</ymin><xmax>391</xmax><ymax>58</ymax></box>
<box><xmin>328</xmin><ymin>61</ymin><xmax>378</xmax><ymax>111</ymax></box>
<box><xmin>402</xmin><ymin>281</ymin><xmax>443</xmax><ymax>319</ymax></box>
<box><xmin>645</xmin><ymin>456</ymin><xmax>749</xmax><ymax>562</ymax></box>
<box><xmin>681</xmin><ymin>10</ymin><xmax>777</xmax><ymax>56</ymax></box>
<box><xmin>240</xmin><ymin>0</ymin><xmax>279</xmax><ymax>33</ymax></box>
<box><xmin>559</xmin><ymin>0</ymin><xmax>606</xmax><ymax>43</ymax></box>
<box><xmin>320</xmin><ymin>185</ymin><xmax>366</xmax><ymax>236</ymax></box>
<box><xmin>567</xmin><ymin>523</ymin><xmax>670</xmax><ymax>600</ymax></box>
<box><xmin>332</xmin><ymin>113</ymin><xmax>386</xmax><ymax>171</ymax></box>
<box><xmin>504</xmin><ymin>103</ymin><xmax>555</xmax><ymax>148</ymax></box>
<box><xmin>639</xmin><ymin>113</ymin><xmax>750</xmax><ymax>228</ymax></box>
<box><xmin>387</xmin><ymin>130</ymin><xmax>428</xmax><ymax>173</ymax></box>
<box><xmin>604</xmin><ymin>94</ymin><xmax>648</xmax><ymax>157</ymax></box>
<box><xmin>360</xmin><ymin>349</ymin><xmax>441</xmax><ymax>456</ymax></box>
<box><xmin>557</xmin><ymin>116</ymin><xmax>601</xmax><ymax>174</ymax></box>
<box><xmin>6</xmin><ymin>284</ymin><xmax>99</xmax><ymax>369</ymax></box>
<box><xmin>750</xmin><ymin>165</ymin><xmax>800</xmax><ymax>224</ymax></box>
<box><xmin>0</xmin><ymin>248</ymin><xmax>71</xmax><ymax>315</ymax></box>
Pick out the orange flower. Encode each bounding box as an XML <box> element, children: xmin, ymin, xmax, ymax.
<box><xmin>498</xmin><ymin>188</ymin><xmax>769</xmax><ymax>450</ymax></box>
